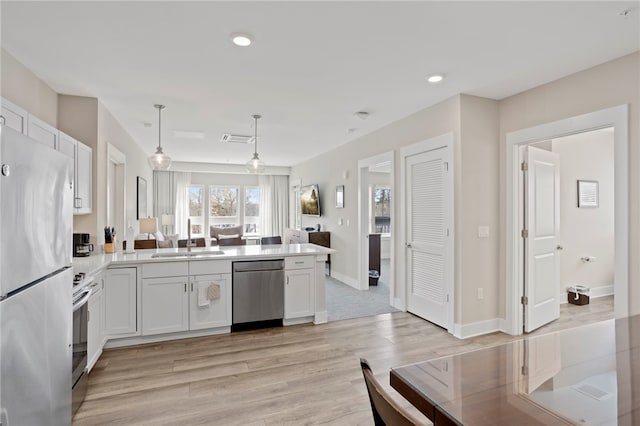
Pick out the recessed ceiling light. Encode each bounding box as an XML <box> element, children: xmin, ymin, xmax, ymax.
<box><xmin>427</xmin><ymin>74</ymin><xmax>444</xmax><ymax>83</ymax></box>
<box><xmin>231</xmin><ymin>33</ymin><xmax>253</xmax><ymax>47</ymax></box>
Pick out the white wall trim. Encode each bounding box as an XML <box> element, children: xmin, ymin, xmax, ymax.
<box><xmin>358</xmin><ymin>151</ymin><xmax>395</xmax><ymax>299</ymax></box>
<box><xmin>313</xmin><ymin>311</ymin><xmax>328</xmax><ymax>324</ymax></box>
<box><xmin>399</xmin><ymin>133</ymin><xmax>455</xmax><ymax>334</ymax></box>
<box><xmin>330</xmin><ymin>270</ymin><xmax>359</xmax><ymax>289</ymax></box>
<box><xmin>590</xmin><ymin>285</ymin><xmax>615</xmax><ymax>299</ymax></box>
<box><xmin>505</xmin><ymin>104</ymin><xmax>629</xmax><ymax>335</ymax></box>
<box><xmin>453</xmin><ymin>318</ymin><xmax>501</xmax><ymax>339</ymax></box>
<box><xmin>392</xmin><ymin>297</ymin><xmax>405</xmax><ymax>311</ymax></box>
<box><xmin>105</xmin><ymin>326</ymin><xmax>230</xmax><ymax>348</ymax></box>
<box><xmin>172</xmin><ymin>161</ymin><xmax>291</xmax><ymax>176</ymax></box>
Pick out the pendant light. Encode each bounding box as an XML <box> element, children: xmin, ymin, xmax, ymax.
<box><xmin>148</xmin><ymin>104</ymin><xmax>172</xmax><ymax>170</ymax></box>
<box><xmin>246</xmin><ymin>114</ymin><xmax>266</xmax><ymax>174</ymax></box>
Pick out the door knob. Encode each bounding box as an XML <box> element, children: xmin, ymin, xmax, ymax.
<box><xmin>405</xmin><ymin>243</ymin><xmax>412</xmax><ymax>248</ymax></box>
<box><xmin>556</xmin><ymin>245</ymin><xmax>564</xmax><ymax>250</ymax></box>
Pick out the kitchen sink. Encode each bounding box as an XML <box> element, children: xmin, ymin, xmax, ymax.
<box><xmin>151</xmin><ymin>251</ymin><xmax>226</xmax><ymax>258</ymax></box>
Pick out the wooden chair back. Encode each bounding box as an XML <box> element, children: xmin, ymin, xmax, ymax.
<box><xmin>122</xmin><ymin>239</ymin><xmax>157</xmax><ymax>250</ymax></box>
<box><xmin>217</xmin><ymin>237</ymin><xmax>246</xmax><ymax>247</ymax></box>
<box><xmin>260</xmin><ymin>236</ymin><xmax>282</xmax><ymax>245</ymax></box>
<box><xmin>360</xmin><ymin>358</ymin><xmax>425</xmax><ymax>426</ymax></box>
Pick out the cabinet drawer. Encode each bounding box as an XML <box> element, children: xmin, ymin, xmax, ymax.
<box><xmin>142</xmin><ymin>261</ymin><xmax>188</xmax><ymax>278</ymax></box>
<box><xmin>285</xmin><ymin>256</ymin><xmax>315</xmax><ymax>270</ymax></box>
<box><xmin>189</xmin><ymin>260</ymin><xmax>232</xmax><ymax>276</ymax></box>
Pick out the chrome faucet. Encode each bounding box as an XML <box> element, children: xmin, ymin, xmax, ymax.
<box><xmin>186</xmin><ymin>218</ymin><xmax>195</xmax><ymax>251</ymax></box>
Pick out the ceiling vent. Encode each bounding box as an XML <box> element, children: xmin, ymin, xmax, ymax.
<box><xmin>221</xmin><ymin>133</ymin><xmax>254</xmax><ymax>144</ymax></box>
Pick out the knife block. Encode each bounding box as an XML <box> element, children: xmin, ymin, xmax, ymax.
<box><xmin>104</xmin><ymin>240</ymin><xmax>115</xmax><ymax>253</ymax></box>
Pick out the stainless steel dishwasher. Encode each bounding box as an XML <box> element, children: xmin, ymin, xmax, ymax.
<box><xmin>232</xmin><ymin>259</ymin><xmax>284</xmax><ymax>327</ymax></box>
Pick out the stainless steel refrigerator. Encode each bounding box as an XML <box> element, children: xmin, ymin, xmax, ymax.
<box><xmin>0</xmin><ymin>125</ymin><xmax>74</xmax><ymax>425</ymax></box>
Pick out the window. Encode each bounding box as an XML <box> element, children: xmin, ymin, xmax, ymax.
<box><xmin>373</xmin><ymin>185</ymin><xmax>391</xmax><ymax>234</ymax></box>
<box><xmin>244</xmin><ymin>186</ymin><xmax>260</xmax><ymax>235</ymax></box>
<box><xmin>183</xmin><ymin>184</ymin><xmax>261</xmax><ymax>238</ymax></box>
<box><xmin>188</xmin><ymin>185</ymin><xmax>204</xmax><ymax>236</ymax></box>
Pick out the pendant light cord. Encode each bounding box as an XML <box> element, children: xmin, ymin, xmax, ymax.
<box><xmin>253</xmin><ymin>114</ymin><xmax>261</xmax><ymax>157</ymax></box>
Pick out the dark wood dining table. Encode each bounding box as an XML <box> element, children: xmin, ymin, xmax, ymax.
<box><xmin>390</xmin><ymin>315</ymin><xmax>640</xmax><ymax>425</ymax></box>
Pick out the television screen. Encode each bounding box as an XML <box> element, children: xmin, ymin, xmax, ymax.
<box><xmin>300</xmin><ymin>184</ymin><xmax>321</xmax><ymax>216</ymax></box>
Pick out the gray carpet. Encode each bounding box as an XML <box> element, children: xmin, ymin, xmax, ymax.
<box><xmin>326</xmin><ymin>259</ymin><xmax>399</xmax><ymax>321</ymax></box>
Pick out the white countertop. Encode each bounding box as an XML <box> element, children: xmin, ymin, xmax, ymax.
<box><xmin>72</xmin><ymin>243</ymin><xmax>335</xmax><ymax>277</ymax></box>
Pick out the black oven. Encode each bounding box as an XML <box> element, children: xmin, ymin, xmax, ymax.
<box><xmin>72</xmin><ymin>286</ymin><xmax>91</xmax><ymax>415</ymax></box>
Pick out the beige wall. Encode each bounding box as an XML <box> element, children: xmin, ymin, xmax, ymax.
<box><xmin>291</xmin><ymin>95</ymin><xmax>461</xmax><ymax>305</ymax></box>
<box><xmin>498</xmin><ymin>51</ymin><xmax>640</xmax><ymax>317</ymax></box>
<box><xmin>97</xmin><ymin>102</ymin><xmax>153</xmax><ymax>244</ymax></box>
<box><xmin>1</xmin><ymin>51</ymin><xmax>152</xmax><ymax>247</ymax></box>
<box><xmin>552</xmin><ymin>129</ymin><xmax>615</xmax><ymax>292</ymax></box>
<box><xmin>1</xmin><ymin>49</ymin><xmax>58</xmax><ymax>127</ymax></box>
<box><xmin>459</xmin><ymin>95</ymin><xmax>500</xmax><ymax>324</ymax></box>
<box><xmin>58</xmin><ymin>95</ymin><xmax>99</xmax><ymax>238</ymax></box>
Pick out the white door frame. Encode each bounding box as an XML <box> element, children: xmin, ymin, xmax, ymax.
<box><xmin>107</xmin><ymin>143</ymin><xmax>126</xmax><ymax>240</ymax></box>
<box><xmin>357</xmin><ymin>151</ymin><xmax>395</xmax><ymax>296</ymax></box>
<box><xmin>399</xmin><ymin>133</ymin><xmax>454</xmax><ymax>331</ymax></box>
<box><xmin>505</xmin><ymin>105</ymin><xmax>628</xmax><ymax>335</ymax></box>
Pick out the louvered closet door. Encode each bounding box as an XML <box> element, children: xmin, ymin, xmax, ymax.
<box><xmin>406</xmin><ymin>147</ymin><xmax>449</xmax><ymax>328</ymax></box>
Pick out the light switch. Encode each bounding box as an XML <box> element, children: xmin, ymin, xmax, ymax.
<box><xmin>478</xmin><ymin>226</ymin><xmax>489</xmax><ymax>238</ymax></box>
<box><xmin>346</xmin><ymin>219</ymin><xmax>350</xmax><ymax>227</ymax></box>
<box><xmin>338</xmin><ymin>218</ymin><xmax>343</xmax><ymax>226</ymax></box>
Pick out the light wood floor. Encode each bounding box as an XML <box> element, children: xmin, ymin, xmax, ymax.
<box><xmin>74</xmin><ymin>296</ymin><xmax>613</xmax><ymax>426</ymax></box>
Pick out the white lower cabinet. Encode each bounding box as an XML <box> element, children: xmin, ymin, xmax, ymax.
<box><xmin>87</xmin><ymin>275</ymin><xmax>103</xmax><ymax>372</ymax></box>
<box><xmin>104</xmin><ymin>268</ymin><xmax>138</xmax><ymax>336</ymax></box>
<box><xmin>284</xmin><ymin>256</ymin><xmax>315</xmax><ymax>320</ymax></box>
<box><xmin>190</xmin><ymin>274</ymin><xmax>232</xmax><ymax>330</ymax></box>
<box><xmin>142</xmin><ymin>276</ymin><xmax>189</xmax><ymax>336</ymax></box>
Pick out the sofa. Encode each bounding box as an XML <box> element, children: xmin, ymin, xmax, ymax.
<box><xmin>210</xmin><ymin>225</ymin><xmax>243</xmax><ymax>245</ymax></box>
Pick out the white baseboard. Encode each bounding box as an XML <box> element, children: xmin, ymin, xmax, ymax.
<box><xmin>560</xmin><ymin>284</ymin><xmax>614</xmax><ymax>304</ymax></box>
<box><xmin>330</xmin><ymin>270</ymin><xmax>360</xmax><ymax>289</ymax></box>
<box><xmin>591</xmin><ymin>285</ymin><xmax>614</xmax><ymax>298</ymax></box>
<box><xmin>452</xmin><ymin>318</ymin><xmax>501</xmax><ymax>339</ymax></box>
<box><xmin>392</xmin><ymin>297</ymin><xmax>405</xmax><ymax>311</ymax></box>
<box><xmin>313</xmin><ymin>311</ymin><xmax>328</xmax><ymax>324</ymax></box>
<box><xmin>284</xmin><ymin>316</ymin><xmax>314</xmax><ymax>326</ymax></box>
<box><xmin>105</xmin><ymin>326</ymin><xmax>231</xmax><ymax>348</ymax></box>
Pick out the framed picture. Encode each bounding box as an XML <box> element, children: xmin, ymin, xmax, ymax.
<box><xmin>577</xmin><ymin>180</ymin><xmax>598</xmax><ymax>208</ymax></box>
<box><xmin>335</xmin><ymin>185</ymin><xmax>344</xmax><ymax>209</ymax></box>
<box><xmin>137</xmin><ymin>176</ymin><xmax>147</xmax><ymax>219</ymax></box>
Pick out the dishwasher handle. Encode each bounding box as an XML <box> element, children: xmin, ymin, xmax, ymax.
<box><xmin>233</xmin><ymin>259</ymin><xmax>284</xmax><ymax>273</ymax></box>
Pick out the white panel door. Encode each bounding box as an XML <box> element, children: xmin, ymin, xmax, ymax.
<box><xmin>524</xmin><ymin>146</ymin><xmax>560</xmax><ymax>332</ymax></box>
<box><xmin>405</xmin><ymin>145</ymin><xmax>451</xmax><ymax>328</ymax></box>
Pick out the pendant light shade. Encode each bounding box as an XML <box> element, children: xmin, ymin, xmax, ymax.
<box><xmin>246</xmin><ymin>114</ymin><xmax>266</xmax><ymax>174</ymax></box>
<box><xmin>148</xmin><ymin>104</ymin><xmax>172</xmax><ymax>170</ymax></box>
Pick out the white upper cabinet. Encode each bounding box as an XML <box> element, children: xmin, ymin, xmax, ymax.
<box><xmin>1</xmin><ymin>98</ymin><xmax>28</xmax><ymax>134</ymax></box>
<box><xmin>59</xmin><ymin>131</ymin><xmax>92</xmax><ymax>215</ymax></box>
<box><xmin>27</xmin><ymin>114</ymin><xmax>59</xmax><ymax>150</ymax></box>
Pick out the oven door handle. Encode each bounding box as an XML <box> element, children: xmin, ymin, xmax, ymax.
<box><xmin>73</xmin><ymin>288</ymin><xmax>92</xmax><ymax>312</ymax></box>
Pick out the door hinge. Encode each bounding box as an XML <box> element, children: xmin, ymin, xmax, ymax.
<box><xmin>521</xmin><ymin>296</ymin><xmax>528</xmax><ymax>305</ymax></box>
<box><xmin>521</xmin><ymin>229</ymin><xmax>528</xmax><ymax>239</ymax></box>
<box><xmin>521</xmin><ymin>162</ymin><xmax>528</xmax><ymax>171</ymax></box>
<box><xmin>444</xmin><ymin>161</ymin><xmax>449</xmax><ymax>172</ymax></box>
<box><xmin>521</xmin><ymin>366</ymin><xmax>529</xmax><ymax>375</ymax></box>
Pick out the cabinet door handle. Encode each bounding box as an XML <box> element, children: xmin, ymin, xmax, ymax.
<box><xmin>184</xmin><ymin>283</ymin><xmax>187</xmax><ymax>293</ymax></box>
<box><xmin>286</xmin><ymin>276</ymin><xmax>289</xmax><ymax>285</ymax></box>
<box><xmin>191</xmin><ymin>282</ymin><xmax>194</xmax><ymax>292</ymax></box>
<box><xmin>0</xmin><ymin>115</ymin><xmax>5</xmax><ymax>125</ymax></box>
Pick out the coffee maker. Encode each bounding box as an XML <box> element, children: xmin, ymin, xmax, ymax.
<box><xmin>73</xmin><ymin>233</ymin><xmax>94</xmax><ymax>257</ymax></box>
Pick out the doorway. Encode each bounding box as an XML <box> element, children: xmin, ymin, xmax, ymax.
<box><xmin>505</xmin><ymin>105</ymin><xmax>628</xmax><ymax>335</ymax></box>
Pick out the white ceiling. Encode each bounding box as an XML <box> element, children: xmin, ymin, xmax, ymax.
<box><xmin>2</xmin><ymin>1</ymin><xmax>638</xmax><ymax>167</ymax></box>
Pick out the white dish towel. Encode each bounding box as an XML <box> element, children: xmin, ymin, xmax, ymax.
<box><xmin>198</xmin><ymin>282</ymin><xmax>221</xmax><ymax>307</ymax></box>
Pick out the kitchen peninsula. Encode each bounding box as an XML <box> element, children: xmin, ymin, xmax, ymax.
<box><xmin>73</xmin><ymin>243</ymin><xmax>334</xmax><ymax>371</ymax></box>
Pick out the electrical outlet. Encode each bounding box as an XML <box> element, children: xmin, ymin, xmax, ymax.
<box><xmin>477</xmin><ymin>288</ymin><xmax>484</xmax><ymax>300</ymax></box>
<box><xmin>478</xmin><ymin>226</ymin><xmax>489</xmax><ymax>238</ymax></box>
